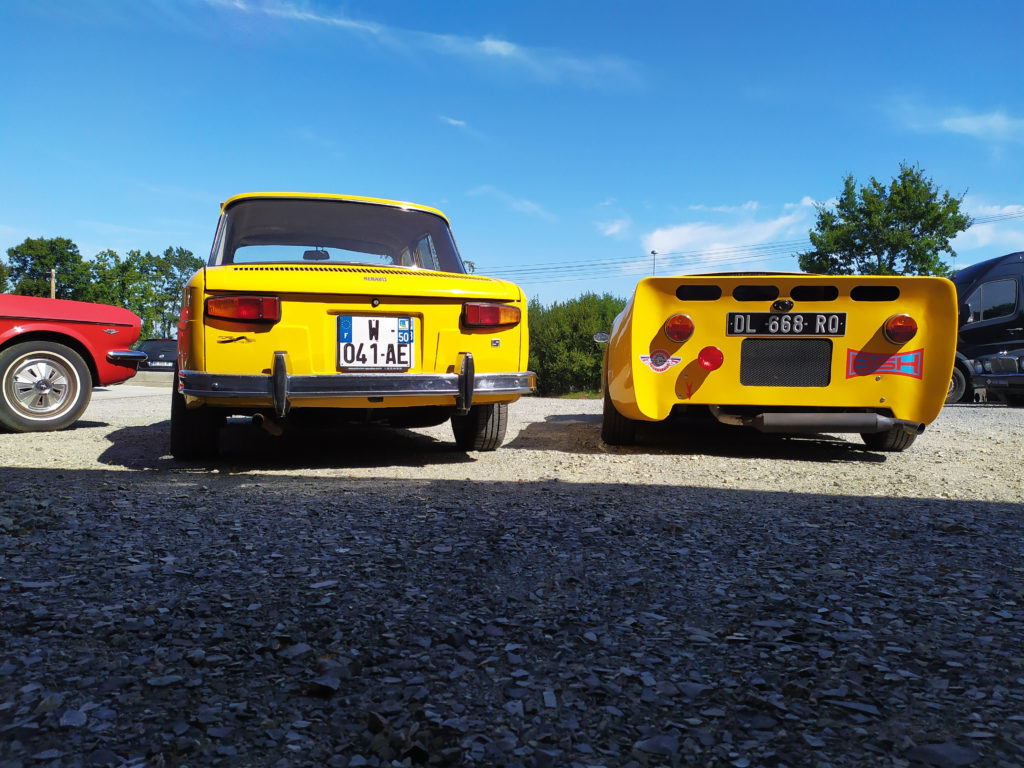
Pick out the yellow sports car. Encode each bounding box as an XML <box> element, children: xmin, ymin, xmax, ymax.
<box><xmin>601</xmin><ymin>274</ymin><xmax>957</xmax><ymax>451</ymax></box>
<box><xmin>171</xmin><ymin>192</ymin><xmax>534</xmax><ymax>459</ymax></box>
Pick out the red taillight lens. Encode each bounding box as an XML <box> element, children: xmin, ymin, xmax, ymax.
<box><xmin>206</xmin><ymin>296</ymin><xmax>281</xmax><ymax>322</ymax></box>
<box><xmin>883</xmin><ymin>314</ymin><xmax>917</xmax><ymax>344</ymax></box>
<box><xmin>463</xmin><ymin>302</ymin><xmax>521</xmax><ymax>328</ymax></box>
<box><xmin>664</xmin><ymin>314</ymin><xmax>695</xmax><ymax>342</ymax></box>
<box><xmin>698</xmin><ymin>346</ymin><xmax>724</xmax><ymax>371</ymax></box>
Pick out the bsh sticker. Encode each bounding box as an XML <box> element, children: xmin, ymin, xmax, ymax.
<box><xmin>846</xmin><ymin>348</ymin><xmax>923</xmax><ymax>379</ymax></box>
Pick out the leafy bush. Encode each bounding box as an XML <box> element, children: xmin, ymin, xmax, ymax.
<box><xmin>528</xmin><ymin>292</ymin><xmax>626</xmax><ymax>395</ymax></box>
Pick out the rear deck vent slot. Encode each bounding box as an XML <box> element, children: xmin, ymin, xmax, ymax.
<box><xmin>790</xmin><ymin>285</ymin><xmax>839</xmax><ymax>302</ymax></box>
<box><xmin>851</xmin><ymin>285</ymin><xmax>900</xmax><ymax>301</ymax></box>
<box><xmin>733</xmin><ymin>285</ymin><xmax>780</xmax><ymax>302</ymax></box>
<box><xmin>676</xmin><ymin>284</ymin><xmax>722</xmax><ymax>301</ymax></box>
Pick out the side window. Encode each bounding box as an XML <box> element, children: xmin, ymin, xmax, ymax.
<box><xmin>966</xmin><ymin>279</ymin><xmax>1018</xmax><ymax>323</ymax></box>
<box><xmin>414</xmin><ymin>235</ymin><xmax>440</xmax><ymax>271</ymax></box>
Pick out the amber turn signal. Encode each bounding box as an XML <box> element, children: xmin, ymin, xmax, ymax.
<box><xmin>664</xmin><ymin>314</ymin><xmax>695</xmax><ymax>342</ymax></box>
<box><xmin>462</xmin><ymin>302</ymin><xmax>521</xmax><ymax>328</ymax></box>
<box><xmin>206</xmin><ymin>295</ymin><xmax>281</xmax><ymax>322</ymax></box>
<box><xmin>883</xmin><ymin>314</ymin><xmax>917</xmax><ymax>344</ymax></box>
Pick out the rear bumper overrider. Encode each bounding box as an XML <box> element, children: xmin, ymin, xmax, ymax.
<box><xmin>180</xmin><ymin>351</ymin><xmax>535</xmax><ymax>418</ymax></box>
<box><xmin>107</xmin><ymin>350</ymin><xmax>148</xmax><ymax>369</ymax></box>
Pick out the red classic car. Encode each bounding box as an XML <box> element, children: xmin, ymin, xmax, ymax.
<box><xmin>0</xmin><ymin>294</ymin><xmax>146</xmax><ymax>431</ymax></box>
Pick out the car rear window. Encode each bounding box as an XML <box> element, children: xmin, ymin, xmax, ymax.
<box><xmin>211</xmin><ymin>198</ymin><xmax>466</xmax><ymax>273</ymax></box>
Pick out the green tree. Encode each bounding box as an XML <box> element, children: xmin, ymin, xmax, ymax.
<box><xmin>529</xmin><ymin>292</ymin><xmax>626</xmax><ymax>395</ymax></box>
<box><xmin>5</xmin><ymin>237</ymin><xmax>93</xmax><ymax>298</ymax></box>
<box><xmin>143</xmin><ymin>247</ymin><xmax>203</xmax><ymax>337</ymax></box>
<box><xmin>89</xmin><ymin>249</ymin><xmax>161</xmax><ymax>337</ymax></box>
<box><xmin>799</xmin><ymin>163</ymin><xmax>972</xmax><ymax>276</ymax></box>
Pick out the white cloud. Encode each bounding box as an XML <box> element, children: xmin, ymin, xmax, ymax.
<box><xmin>476</xmin><ymin>37</ymin><xmax>519</xmax><ymax>57</ymax></box>
<box><xmin>206</xmin><ymin>1</ymin><xmax>641</xmax><ymax>87</ymax></box>
<box><xmin>951</xmin><ymin>199</ymin><xmax>1024</xmax><ymax>253</ymax></box>
<box><xmin>440</xmin><ymin>115</ymin><xmax>467</xmax><ymax>128</ymax></box>
<box><xmin>891</xmin><ymin>97</ymin><xmax>1024</xmax><ymax>144</ymax></box>
<box><xmin>639</xmin><ymin>199</ymin><xmax>816</xmax><ymax>273</ymax></box>
<box><xmin>469</xmin><ymin>185</ymin><xmax>556</xmax><ymax>222</ymax></box>
<box><xmin>689</xmin><ymin>201</ymin><xmax>759</xmax><ymax>214</ymax></box>
<box><xmin>597</xmin><ymin>217</ymin><xmax>630</xmax><ymax>237</ymax></box>
<box><xmin>941</xmin><ymin>111</ymin><xmax>1024</xmax><ymax>143</ymax></box>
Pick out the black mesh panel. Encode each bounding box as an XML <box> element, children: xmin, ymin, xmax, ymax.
<box><xmin>740</xmin><ymin>339</ymin><xmax>832</xmax><ymax>387</ymax></box>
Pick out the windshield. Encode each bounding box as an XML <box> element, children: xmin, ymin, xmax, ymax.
<box><xmin>210</xmin><ymin>197</ymin><xmax>465</xmax><ymax>273</ymax></box>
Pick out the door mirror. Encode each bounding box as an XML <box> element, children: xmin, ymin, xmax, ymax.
<box><xmin>593</xmin><ymin>331</ymin><xmax>610</xmax><ymax>344</ymax></box>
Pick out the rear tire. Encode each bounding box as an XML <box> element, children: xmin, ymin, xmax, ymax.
<box><xmin>861</xmin><ymin>428</ymin><xmax>917</xmax><ymax>452</ymax></box>
<box><xmin>451</xmin><ymin>403</ymin><xmax>507</xmax><ymax>451</ymax></box>
<box><xmin>170</xmin><ymin>373</ymin><xmax>223</xmax><ymax>460</ymax></box>
<box><xmin>601</xmin><ymin>386</ymin><xmax>636</xmax><ymax>446</ymax></box>
<box><xmin>946</xmin><ymin>365</ymin><xmax>972</xmax><ymax>404</ymax></box>
<box><xmin>0</xmin><ymin>341</ymin><xmax>92</xmax><ymax>432</ymax></box>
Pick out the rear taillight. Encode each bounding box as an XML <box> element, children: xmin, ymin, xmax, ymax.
<box><xmin>462</xmin><ymin>302</ymin><xmax>521</xmax><ymax>328</ymax></box>
<box><xmin>664</xmin><ymin>314</ymin><xmax>695</xmax><ymax>342</ymax></box>
<box><xmin>883</xmin><ymin>314</ymin><xmax>917</xmax><ymax>344</ymax></box>
<box><xmin>698</xmin><ymin>346</ymin><xmax>724</xmax><ymax>371</ymax></box>
<box><xmin>206</xmin><ymin>295</ymin><xmax>281</xmax><ymax>322</ymax></box>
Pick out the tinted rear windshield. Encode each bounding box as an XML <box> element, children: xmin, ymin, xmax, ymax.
<box><xmin>210</xmin><ymin>197</ymin><xmax>465</xmax><ymax>273</ymax></box>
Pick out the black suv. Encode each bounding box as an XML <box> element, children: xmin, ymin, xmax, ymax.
<box><xmin>949</xmin><ymin>251</ymin><xmax>1024</xmax><ymax>405</ymax></box>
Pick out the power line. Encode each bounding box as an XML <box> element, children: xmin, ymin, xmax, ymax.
<box><xmin>484</xmin><ymin>209</ymin><xmax>1024</xmax><ymax>285</ymax></box>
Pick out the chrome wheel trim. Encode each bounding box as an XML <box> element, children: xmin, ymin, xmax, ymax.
<box><xmin>4</xmin><ymin>352</ymin><xmax>81</xmax><ymax>419</ymax></box>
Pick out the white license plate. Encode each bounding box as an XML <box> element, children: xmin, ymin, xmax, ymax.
<box><xmin>337</xmin><ymin>315</ymin><xmax>415</xmax><ymax>370</ymax></box>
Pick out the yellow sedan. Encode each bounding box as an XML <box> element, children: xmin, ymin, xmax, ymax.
<box><xmin>172</xmin><ymin>192</ymin><xmax>534</xmax><ymax>459</ymax></box>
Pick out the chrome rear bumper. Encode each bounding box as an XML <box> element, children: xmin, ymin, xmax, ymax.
<box><xmin>180</xmin><ymin>352</ymin><xmax>535</xmax><ymax>417</ymax></box>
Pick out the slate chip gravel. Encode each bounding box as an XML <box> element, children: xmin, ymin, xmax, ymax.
<box><xmin>1</xmin><ymin>385</ymin><xmax>1022</xmax><ymax>767</ymax></box>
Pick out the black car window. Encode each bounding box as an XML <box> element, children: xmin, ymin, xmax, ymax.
<box><xmin>965</xmin><ymin>279</ymin><xmax>1017</xmax><ymax>323</ymax></box>
<box><xmin>213</xmin><ymin>198</ymin><xmax>465</xmax><ymax>274</ymax></box>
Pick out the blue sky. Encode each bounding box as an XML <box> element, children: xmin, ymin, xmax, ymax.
<box><xmin>2</xmin><ymin>0</ymin><xmax>1022</xmax><ymax>304</ymax></box>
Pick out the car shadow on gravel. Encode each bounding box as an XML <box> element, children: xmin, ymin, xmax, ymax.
<box><xmin>505</xmin><ymin>414</ymin><xmax>888</xmax><ymax>463</ymax></box>
<box><xmin>2</xmin><ymin>468</ymin><xmax>1022</xmax><ymax>767</ymax></box>
<box><xmin>96</xmin><ymin>419</ymin><xmax>475</xmax><ymax>470</ymax></box>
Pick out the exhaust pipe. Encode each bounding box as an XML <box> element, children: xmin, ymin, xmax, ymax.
<box><xmin>253</xmin><ymin>412</ymin><xmax>284</xmax><ymax>436</ymax></box>
<box><xmin>749</xmin><ymin>412</ymin><xmax>924</xmax><ymax>435</ymax></box>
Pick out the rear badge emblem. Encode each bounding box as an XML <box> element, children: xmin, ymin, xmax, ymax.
<box><xmin>639</xmin><ymin>350</ymin><xmax>681</xmax><ymax>373</ymax></box>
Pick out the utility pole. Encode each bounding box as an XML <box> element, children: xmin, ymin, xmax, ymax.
<box><xmin>50</xmin><ymin>269</ymin><xmax>55</xmax><ymax>299</ymax></box>
<box><xmin>650</xmin><ymin>250</ymin><xmax>657</xmax><ymax>276</ymax></box>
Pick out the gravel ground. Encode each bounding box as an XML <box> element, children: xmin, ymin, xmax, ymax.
<box><xmin>1</xmin><ymin>376</ymin><xmax>1022</xmax><ymax>768</ymax></box>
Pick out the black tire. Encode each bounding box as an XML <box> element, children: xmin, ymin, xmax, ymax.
<box><xmin>0</xmin><ymin>341</ymin><xmax>92</xmax><ymax>432</ymax></box>
<box><xmin>601</xmin><ymin>386</ymin><xmax>636</xmax><ymax>446</ymax></box>
<box><xmin>945</xmin><ymin>366</ymin><xmax>968</xmax><ymax>405</ymax></box>
<box><xmin>861</xmin><ymin>428</ymin><xmax>917</xmax><ymax>452</ymax></box>
<box><xmin>170</xmin><ymin>374</ymin><xmax>223</xmax><ymax>460</ymax></box>
<box><xmin>451</xmin><ymin>403</ymin><xmax>507</xmax><ymax>451</ymax></box>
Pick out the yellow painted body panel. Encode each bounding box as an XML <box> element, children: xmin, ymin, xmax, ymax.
<box><xmin>606</xmin><ymin>275</ymin><xmax>957</xmax><ymax>425</ymax></box>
